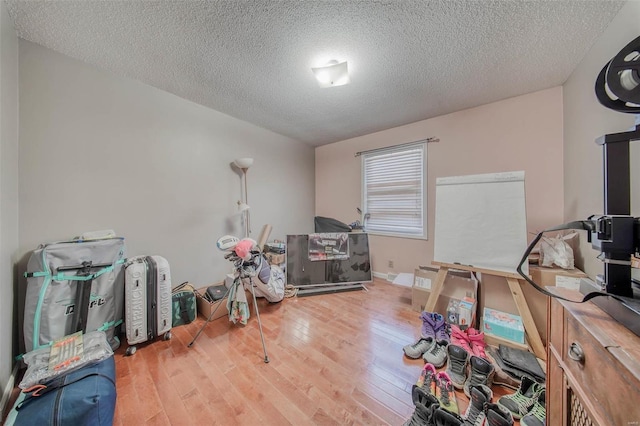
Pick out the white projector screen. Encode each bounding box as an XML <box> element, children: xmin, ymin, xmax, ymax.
<box><xmin>433</xmin><ymin>171</ymin><xmax>528</xmax><ymax>275</ymax></box>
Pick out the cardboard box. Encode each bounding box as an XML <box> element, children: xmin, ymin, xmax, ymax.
<box><xmin>196</xmin><ymin>284</ymin><xmax>229</xmax><ymax>321</ymax></box>
<box><xmin>446</xmin><ymin>296</ymin><xmax>477</xmax><ymax>328</ymax></box>
<box><xmin>265</xmin><ymin>252</ymin><xmax>285</xmax><ymax>265</ymax></box>
<box><xmin>411</xmin><ymin>267</ymin><xmax>478</xmax><ymax>324</ymax></box>
<box><xmin>482</xmin><ymin>307</ymin><xmax>525</xmax><ymax>344</ymax></box>
<box><xmin>529</xmin><ymin>265</ymin><xmax>587</xmax><ymax>291</ymax></box>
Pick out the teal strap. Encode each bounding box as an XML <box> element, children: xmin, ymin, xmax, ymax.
<box><xmin>97</xmin><ymin>319</ymin><xmax>123</xmax><ymax>331</ymax></box>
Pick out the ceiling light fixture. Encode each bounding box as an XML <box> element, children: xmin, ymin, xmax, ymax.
<box><xmin>311</xmin><ymin>60</ymin><xmax>350</xmax><ymax>88</ymax></box>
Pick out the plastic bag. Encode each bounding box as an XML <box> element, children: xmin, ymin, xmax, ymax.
<box><xmin>539</xmin><ymin>232</ymin><xmax>577</xmax><ymax>269</ymax></box>
<box><xmin>19</xmin><ymin>330</ymin><xmax>113</xmax><ymax>389</ymax></box>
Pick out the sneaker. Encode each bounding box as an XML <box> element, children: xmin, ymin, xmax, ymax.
<box><xmin>497</xmin><ymin>376</ymin><xmax>544</xmax><ymax>420</ymax></box>
<box><xmin>463</xmin><ymin>355</ymin><xmax>495</xmax><ymax>398</ymax></box>
<box><xmin>484</xmin><ymin>403</ymin><xmax>514</xmax><ymax>426</ymax></box>
<box><xmin>467</xmin><ymin>328</ymin><xmax>487</xmax><ymax>359</ymax></box>
<box><xmin>461</xmin><ymin>384</ymin><xmax>493</xmax><ymax>426</ymax></box>
<box><xmin>445</xmin><ymin>344</ymin><xmax>469</xmax><ymax>389</ymax></box>
<box><xmin>416</xmin><ymin>363</ymin><xmax>438</xmax><ymax>395</ymax></box>
<box><xmin>450</xmin><ymin>325</ymin><xmax>473</xmax><ymax>354</ymax></box>
<box><xmin>421</xmin><ymin>311</ymin><xmax>444</xmax><ymax>340</ymax></box>
<box><xmin>520</xmin><ymin>389</ymin><xmax>546</xmax><ymax>426</ymax></box>
<box><xmin>431</xmin><ymin>407</ymin><xmax>464</xmax><ymax>426</ymax></box>
<box><xmin>423</xmin><ymin>340</ymin><xmax>448</xmax><ymax>368</ymax></box>
<box><xmin>435</xmin><ymin>372</ymin><xmax>459</xmax><ymax>414</ymax></box>
<box><xmin>403</xmin><ymin>385</ymin><xmax>440</xmax><ymax>426</ymax></box>
<box><xmin>404</xmin><ymin>337</ymin><xmax>434</xmax><ymax>359</ymax></box>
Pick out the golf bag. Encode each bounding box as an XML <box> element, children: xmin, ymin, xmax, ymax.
<box><xmin>23</xmin><ymin>238</ymin><xmax>126</xmax><ymax>352</ymax></box>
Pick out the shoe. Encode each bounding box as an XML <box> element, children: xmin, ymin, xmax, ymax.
<box><xmin>431</xmin><ymin>407</ymin><xmax>464</xmax><ymax>426</ymax></box>
<box><xmin>435</xmin><ymin>372</ymin><xmax>459</xmax><ymax>415</ymax></box>
<box><xmin>466</xmin><ymin>328</ymin><xmax>487</xmax><ymax>359</ymax></box>
<box><xmin>435</xmin><ymin>320</ymin><xmax>451</xmax><ymax>343</ymax></box>
<box><xmin>520</xmin><ymin>389</ymin><xmax>546</xmax><ymax>426</ymax></box>
<box><xmin>416</xmin><ymin>363</ymin><xmax>438</xmax><ymax>394</ymax></box>
<box><xmin>404</xmin><ymin>337</ymin><xmax>435</xmax><ymax>359</ymax></box>
<box><xmin>484</xmin><ymin>403</ymin><xmax>514</xmax><ymax>426</ymax></box>
<box><xmin>423</xmin><ymin>340</ymin><xmax>448</xmax><ymax>368</ymax></box>
<box><xmin>421</xmin><ymin>311</ymin><xmax>444</xmax><ymax>340</ymax></box>
<box><xmin>497</xmin><ymin>376</ymin><xmax>544</xmax><ymax>420</ymax></box>
<box><xmin>463</xmin><ymin>356</ymin><xmax>495</xmax><ymax>398</ymax></box>
<box><xmin>461</xmin><ymin>384</ymin><xmax>492</xmax><ymax>426</ymax></box>
<box><xmin>445</xmin><ymin>344</ymin><xmax>469</xmax><ymax>389</ymax></box>
<box><xmin>403</xmin><ymin>385</ymin><xmax>440</xmax><ymax>426</ymax></box>
<box><xmin>450</xmin><ymin>325</ymin><xmax>473</xmax><ymax>354</ymax></box>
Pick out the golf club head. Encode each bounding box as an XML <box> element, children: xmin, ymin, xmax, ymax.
<box><xmin>217</xmin><ymin>235</ymin><xmax>240</xmax><ymax>251</ymax></box>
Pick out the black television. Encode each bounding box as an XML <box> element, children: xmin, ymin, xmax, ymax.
<box><xmin>286</xmin><ymin>233</ymin><xmax>372</xmax><ymax>288</ymax></box>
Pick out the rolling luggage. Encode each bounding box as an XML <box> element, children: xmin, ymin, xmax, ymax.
<box><xmin>23</xmin><ymin>238</ymin><xmax>126</xmax><ymax>352</ymax></box>
<box><xmin>124</xmin><ymin>255</ymin><xmax>172</xmax><ymax>355</ymax></box>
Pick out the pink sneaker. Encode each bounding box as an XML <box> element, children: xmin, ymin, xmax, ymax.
<box><xmin>450</xmin><ymin>325</ymin><xmax>472</xmax><ymax>354</ymax></box>
<box><xmin>467</xmin><ymin>328</ymin><xmax>488</xmax><ymax>359</ymax></box>
<box><xmin>416</xmin><ymin>363</ymin><xmax>438</xmax><ymax>395</ymax></box>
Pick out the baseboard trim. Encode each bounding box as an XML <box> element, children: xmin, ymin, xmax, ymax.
<box><xmin>372</xmin><ymin>271</ymin><xmax>387</xmax><ymax>280</ymax></box>
<box><xmin>1</xmin><ymin>364</ymin><xmax>18</xmax><ymax>417</ymax></box>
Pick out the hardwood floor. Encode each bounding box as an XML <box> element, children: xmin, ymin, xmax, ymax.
<box><xmin>4</xmin><ymin>278</ymin><xmax>520</xmax><ymax>425</ymax></box>
<box><xmin>113</xmin><ymin>279</ymin><xmax>426</xmax><ymax>425</ymax></box>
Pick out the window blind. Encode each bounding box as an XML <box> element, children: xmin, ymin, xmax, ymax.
<box><xmin>362</xmin><ymin>143</ymin><xmax>425</xmax><ymax>237</ymax></box>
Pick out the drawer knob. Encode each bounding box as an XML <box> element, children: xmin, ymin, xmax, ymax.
<box><xmin>568</xmin><ymin>342</ymin><xmax>585</xmax><ymax>363</ymax></box>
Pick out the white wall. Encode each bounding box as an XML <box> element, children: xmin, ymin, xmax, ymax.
<box><xmin>0</xmin><ymin>0</ymin><xmax>19</xmax><ymax>409</ymax></box>
<box><xmin>18</xmin><ymin>40</ymin><xmax>315</xmax><ymax>287</ymax></box>
<box><xmin>563</xmin><ymin>1</ymin><xmax>640</xmax><ymax>277</ymax></box>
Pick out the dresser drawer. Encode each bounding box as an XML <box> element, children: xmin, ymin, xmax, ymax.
<box><xmin>564</xmin><ymin>315</ymin><xmax>640</xmax><ymax>425</ymax></box>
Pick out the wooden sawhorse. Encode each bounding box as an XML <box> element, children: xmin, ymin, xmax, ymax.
<box><xmin>424</xmin><ymin>261</ymin><xmax>546</xmax><ymax>361</ymax></box>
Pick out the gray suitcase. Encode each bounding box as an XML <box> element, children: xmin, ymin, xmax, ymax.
<box><xmin>124</xmin><ymin>255</ymin><xmax>172</xmax><ymax>355</ymax></box>
<box><xmin>23</xmin><ymin>238</ymin><xmax>126</xmax><ymax>352</ymax></box>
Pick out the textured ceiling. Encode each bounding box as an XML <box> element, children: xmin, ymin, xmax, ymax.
<box><xmin>6</xmin><ymin>1</ymin><xmax>624</xmax><ymax>146</ymax></box>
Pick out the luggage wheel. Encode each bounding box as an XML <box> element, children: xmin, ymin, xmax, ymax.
<box><xmin>125</xmin><ymin>346</ymin><xmax>137</xmax><ymax>356</ymax></box>
<box><xmin>163</xmin><ymin>331</ymin><xmax>172</xmax><ymax>341</ymax></box>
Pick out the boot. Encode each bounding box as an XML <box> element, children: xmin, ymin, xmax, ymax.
<box><xmin>431</xmin><ymin>407</ymin><xmax>464</xmax><ymax>426</ymax></box>
<box><xmin>484</xmin><ymin>403</ymin><xmax>514</xmax><ymax>426</ymax></box>
<box><xmin>420</xmin><ymin>311</ymin><xmax>439</xmax><ymax>340</ymax></box>
<box><xmin>403</xmin><ymin>385</ymin><xmax>440</xmax><ymax>426</ymax></box>
<box><xmin>463</xmin><ymin>356</ymin><xmax>495</xmax><ymax>398</ymax></box>
<box><xmin>462</xmin><ymin>384</ymin><xmax>493</xmax><ymax>426</ymax></box>
<box><xmin>445</xmin><ymin>344</ymin><xmax>469</xmax><ymax>389</ymax></box>
<box><xmin>466</xmin><ymin>328</ymin><xmax>487</xmax><ymax>359</ymax></box>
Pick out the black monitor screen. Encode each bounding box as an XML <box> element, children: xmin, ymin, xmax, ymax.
<box><xmin>286</xmin><ymin>233</ymin><xmax>372</xmax><ymax>287</ymax></box>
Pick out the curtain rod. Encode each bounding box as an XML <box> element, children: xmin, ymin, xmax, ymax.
<box><xmin>354</xmin><ymin>137</ymin><xmax>439</xmax><ymax>157</ymax></box>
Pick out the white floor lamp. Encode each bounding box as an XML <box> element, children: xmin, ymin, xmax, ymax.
<box><xmin>233</xmin><ymin>157</ymin><xmax>253</xmax><ymax>238</ymax></box>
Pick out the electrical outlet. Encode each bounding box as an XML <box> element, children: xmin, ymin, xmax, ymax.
<box><xmin>388</xmin><ymin>260</ymin><xmax>394</xmax><ymax>268</ymax></box>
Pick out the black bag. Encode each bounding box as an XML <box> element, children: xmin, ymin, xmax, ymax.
<box><xmin>171</xmin><ymin>282</ymin><xmax>197</xmax><ymax>327</ymax></box>
<box><xmin>205</xmin><ymin>285</ymin><xmax>228</xmax><ymax>302</ymax></box>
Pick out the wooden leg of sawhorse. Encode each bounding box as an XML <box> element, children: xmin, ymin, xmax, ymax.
<box><xmin>424</xmin><ymin>267</ymin><xmax>449</xmax><ymax>313</ymax></box>
<box><xmin>506</xmin><ymin>277</ymin><xmax>546</xmax><ymax>361</ymax></box>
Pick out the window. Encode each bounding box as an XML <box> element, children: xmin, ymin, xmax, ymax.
<box><xmin>361</xmin><ymin>142</ymin><xmax>426</xmax><ymax>238</ymax></box>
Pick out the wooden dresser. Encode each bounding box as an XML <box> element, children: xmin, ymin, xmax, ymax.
<box><xmin>547</xmin><ymin>287</ymin><xmax>640</xmax><ymax>425</ymax></box>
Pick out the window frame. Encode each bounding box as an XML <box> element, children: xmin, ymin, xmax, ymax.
<box><xmin>360</xmin><ymin>141</ymin><xmax>427</xmax><ymax>240</ymax></box>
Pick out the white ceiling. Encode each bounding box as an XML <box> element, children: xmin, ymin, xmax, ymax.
<box><xmin>6</xmin><ymin>1</ymin><xmax>624</xmax><ymax>147</ymax></box>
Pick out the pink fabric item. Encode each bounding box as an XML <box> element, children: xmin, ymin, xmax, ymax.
<box><xmin>450</xmin><ymin>325</ymin><xmax>472</xmax><ymax>354</ymax></box>
<box><xmin>234</xmin><ymin>238</ymin><xmax>255</xmax><ymax>261</ymax></box>
<box><xmin>467</xmin><ymin>328</ymin><xmax>487</xmax><ymax>359</ymax></box>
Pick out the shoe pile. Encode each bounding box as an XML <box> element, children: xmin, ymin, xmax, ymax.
<box><xmin>497</xmin><ymin>376</ymin><xmax>546</xmax><ymax>424</ymax></box>
<box><xmin>404</xmin><ymin>363</ymin><xmax>463</xmax><ymax>426</ymax></box>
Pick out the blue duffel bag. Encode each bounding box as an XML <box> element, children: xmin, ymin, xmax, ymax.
<box><xmin>5</xmin><ymin>356</ymin><xmax>116</xmax><ymax>426</ymax></box>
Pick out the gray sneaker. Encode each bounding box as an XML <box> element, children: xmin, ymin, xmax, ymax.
<box><xmin>462</xmin><ymin>384</ymin><xmax>493</xmax><ymax>426</ymax></box>
<box><xmin>422</xmin><ymin>340</ymin><xmax>448</xmax><ymax>368</ymax></box>
<box><xmin>403</xmin><ymin>337</ymin><xmax>434</xmax><ymax>359</ymax></box>
<box><xmin>445</xmin><ymin>344</ymin><xmax>469</xmax><ymax>389</ymax></box>
<box><xmin>463</xmin><ymin>355</ymin><xmax>495</xmax><ymax>398</ymax></box>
